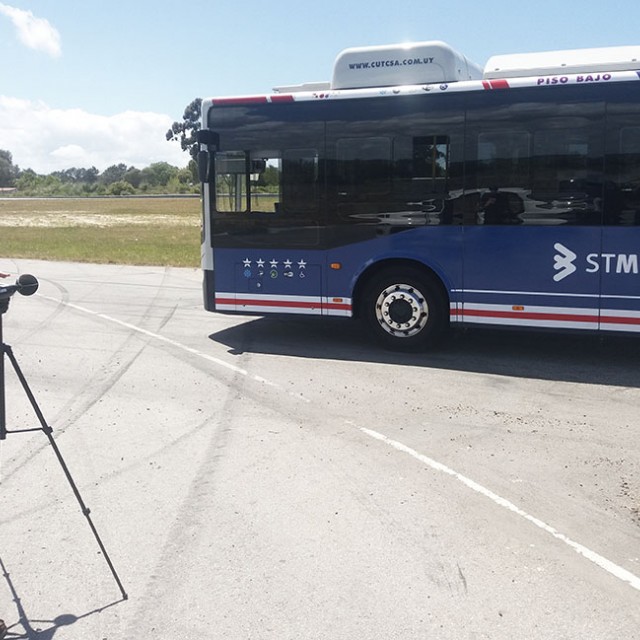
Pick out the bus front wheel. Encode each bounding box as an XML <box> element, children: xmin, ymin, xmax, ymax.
<box><xmin>362</xmin><ymin>269</ymin><xmax>446</xmax><ymax>351</ymax></box>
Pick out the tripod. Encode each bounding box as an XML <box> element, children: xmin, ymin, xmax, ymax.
<box><xmin>0</xmin><ymin>276</ymin><xmax>127</xmax><ymax>600</ymax></box>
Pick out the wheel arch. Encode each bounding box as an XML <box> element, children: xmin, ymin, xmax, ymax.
<box><xmin>351</xmin><ymin>258</ymin><xmax>450</xmax><ymax>321</ymax></box>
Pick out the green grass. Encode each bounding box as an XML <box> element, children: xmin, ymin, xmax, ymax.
<box><xmin>0</xmin><ymin>197</ymin><xmax>201</xmax><ymax>267</ymax></box>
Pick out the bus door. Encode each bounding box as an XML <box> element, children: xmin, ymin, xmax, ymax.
<box><xmin>208</xmin><ymin>102</ymin><xmax>326</xmax><ymax>315</ymax></box>
<box><xmin>600</xmin><ymin>104</ymin><xmax>640</xmax><ymax>333</ymax></box>
<box><xmin>324</xmin><ymin>94</ymin><xmax>466</xmax><ymax>315</ymax></box>
<box><xmin>459</xmin><ymin>89</ymin><xmax>605</xmax><ymax>332</ymax></box>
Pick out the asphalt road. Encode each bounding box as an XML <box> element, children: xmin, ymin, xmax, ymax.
<box><xmin>0</xmin><ymin>259</ymin><xmax>638</xmax><ymax>640</ymax></box>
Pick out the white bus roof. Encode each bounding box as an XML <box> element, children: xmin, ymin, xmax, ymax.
<box><xmin>264</xmin><ymin>41</ymin><xmax>640</xmax><ymax>98</ymax></box>
<box><xmin>330</xmin><ymin>41</ymin><xmax>483</xmax><ymax>90</ymax></box>
<box><xmin>484</xmin><ymin>45</ymin><xmax>640</xmax><ymax>79</ymax></box>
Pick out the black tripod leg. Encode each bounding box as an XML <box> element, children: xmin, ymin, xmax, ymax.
<box><xmin>1</xmin><ymin>322</ymin><xmax>7</xmax><ymax>441</ymax></box>
<box><xmin>3</xmin><ymin>344</ymin><xmax>128</xmax><ymax>600</ymax></box>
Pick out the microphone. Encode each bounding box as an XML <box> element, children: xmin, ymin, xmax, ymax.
<box><xmin>16</xmin><ymin>274</ymin><xmax>39</xmax><ymax>296</ymax></box>
<box><xmin>0</xmin><ymin>274</ymin><xmax>39</xmax><ymax>300</ymax></box>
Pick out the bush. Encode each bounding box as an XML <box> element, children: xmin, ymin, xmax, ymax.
<box><xmin>107</xmin><ymin>180</ymin><xmax>136</xmax><ymax>196</ymax></box>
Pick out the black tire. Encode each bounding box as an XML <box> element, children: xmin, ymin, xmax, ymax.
<box><xmin>362</xmin><ymin>268</ymin><xmax>446</xmax><ymax>351</ymax></box>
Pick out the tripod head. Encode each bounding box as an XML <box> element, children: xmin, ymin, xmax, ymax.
<box><xmin>0</xmin><ymin>274</ymin><xmax>39</xmax><ymax>314</ymax></box>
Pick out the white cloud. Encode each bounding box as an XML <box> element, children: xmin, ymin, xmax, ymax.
<box><xmin>0</xmin><ymin>3</ymin><xmax>61</xmax><ymax>57</ymax></box>
<box><xmin>50</xmin><ymin>144</ymin><xmax>87</xmax><ymax>161</ymax></box>
<box><xmin>0</xmin><ymin>96</ymin><xmax>189</xmax><ymax>173</ymax></box>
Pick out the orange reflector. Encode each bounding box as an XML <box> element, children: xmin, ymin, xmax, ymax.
<box><xmin>512</xmin><ymin>305</ymin><xmax>525</xmax><ymax>311</ymax></box>
<box><xmin>330</xmin><ymin>262</ymin><xmax>342</xmax><ymax>270</ymax></box>
<box><xmin>332</xmin><ymin>297</ymin><xmax>343</xmax><ymax>303</ymax></box>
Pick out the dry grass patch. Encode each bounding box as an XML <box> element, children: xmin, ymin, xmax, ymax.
<box><xmin>0</xmin><ymin>197</ymin><xmax>201</xmax><ymax>267</ymax></box>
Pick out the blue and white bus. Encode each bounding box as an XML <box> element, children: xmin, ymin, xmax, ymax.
<box><xmin>197</xmin><ymin>40</ymin><xmax>640</xmax><ymax>349</ymax></box>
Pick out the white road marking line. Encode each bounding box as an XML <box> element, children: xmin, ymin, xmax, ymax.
<box><xmin>39</xmin><ymin>295</ymin><xmax>310</xmax><ymax>403</ymax></box>
<box><xmin>356</xmin><ymin>424</ymin><xmax>640</xmax><ymax>593</ymax></box>
<box><xmin>38</xmin><ymin>294</ymin><xmax>639</xmax><ymax>591</ymax></box>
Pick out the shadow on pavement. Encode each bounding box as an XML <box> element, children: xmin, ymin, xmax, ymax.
<box><xmin>209</xmin><ymin>316</ymin><xmax>640</xmax><ymax>388</ymax></box>
<box><xmin>0</xmin><ymin>556</ymin><xmax>125</xmax><ymax>640</ymax></box>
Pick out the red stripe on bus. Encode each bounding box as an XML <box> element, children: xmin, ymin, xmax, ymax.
<box><xmin>216</xmin><ymin>297</ymin><xmax>351</xmax><ymax>311</ymax></box>
<box><xmin>461</xmin><ymin>309</ymin><xmax>599</xmax><ymax>323</ymax></box>
<box><xmin>599</xmin><ymin>314</ymin><xmax>640</xmax><ymax>326</ymax></box>
<box><xmin>464</xmin><ymin>309</ymin><xmax>640</xmax><ymax>325</ymax></box>
<box><xmin>482</xmin><ymin>79</ymin><xmax>510</xmax><ymax>90</ymax></box>
<box><xmin>212</xmin><ymin>96</ymin><xmax>268</xmax><ymax>106</ymax></box>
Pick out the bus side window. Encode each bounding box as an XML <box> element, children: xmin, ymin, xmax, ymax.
<box><xmin>394</xmin><ymin>135</ymin><xmax>449</xmax><ymax>195</ymax></box>
<box><xmin>473</xmin><ymin>131</ymin><xmax>529</xmax><ymax>225</ymax></box>
<box><xmin>336</xmin><ymin>137</ymin><xmax>392</xmax><ymax>199</ymax></box>
<box><xmin>215</xmin><ymin>151</ymin><xmax>248</xmax><ymax>213</ymax></box>
<box><xmin>250</xmin><ymin>151</ymin><xmax>281</xmax><ymax>214</ymax></box>
<box><xmin>614</xmin><ymin>126</ymin><xmax>640</xmax><ymax>225</ymax></box>
<box><xmin>532</xmin><ymin>128</ymin><xmax>603</xmax><ymax>225</ymax></box>
<box><xmin>412</xmin><ymin>135</ymin><xmax>449</xmax><ymax>188</ymax></box>
<box><xmin>282</xmin><ymin>148</ymin><xmax>319</xmax><ymax>214</ymax></box>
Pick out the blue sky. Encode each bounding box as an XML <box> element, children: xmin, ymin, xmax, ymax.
<box><xmin>3</xmin><ymin>0</ymin><xmax>640</xmax><ymax>173</ymax></box>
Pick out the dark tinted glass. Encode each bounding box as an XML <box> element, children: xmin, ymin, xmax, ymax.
<box><xmin>464</xmin><ymin>86</ymin><xmax>605</xmax><ymax>225</ymax></box>
<box><xmin>209</xmin><ymin>103</ymin><xmax>323</xmax><ymax>218</ymax></box>
<box><xmin>605</xmin><ymin>88</ymin><xmax>640</xmax><ymax>226</ymax></box>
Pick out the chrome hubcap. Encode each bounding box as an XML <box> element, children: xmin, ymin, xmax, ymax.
<box><xmin>375</xmin><ymin>283</ymin><xmax>429</xmax><ymax>337</ymax></box>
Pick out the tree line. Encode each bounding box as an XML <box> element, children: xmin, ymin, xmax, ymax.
<box><xmin>0</xmin><ymin>150</ymin><xmax>199</xmax><ymax>197</ymax></box>
<box><xmin>0</xmin><ymin>99</ymin><xmax>203</xmax><ymax>197</ymax></box>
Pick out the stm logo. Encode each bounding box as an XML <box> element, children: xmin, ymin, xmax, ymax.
<box><xmin>553</xmin><ymin>243</ymin><xmax>577</xmax><ymax>281</ymax></box>
<box><xmin>553</xmin><ymin>243</ymin><xmax>639</xmax><ymax>281</ymax></box>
